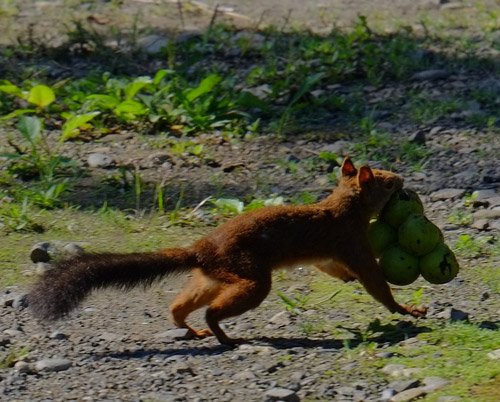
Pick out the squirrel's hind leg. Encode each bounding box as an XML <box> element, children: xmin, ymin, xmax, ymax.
<box><xmin>204</xmin><ymin>274</ymin><xmax>272</xmax><ymax>346</ymax></box>
<box><xmin>169</xmin><ymin>269</ymin><xmax>221</xmax><ymax>338</ymax></box>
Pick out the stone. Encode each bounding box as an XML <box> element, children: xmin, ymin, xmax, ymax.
<box><xmin>34</xmin><ymin>358</ymin><xmax>72</xmax><ymax>372</ymax></box>
<box><xmin>390</xmin><ymin>387</ymin><xmax>426</xmax><ymax>401</ymax></box>
<box><xmin>63</xmin><ymin>243</ymin><xmax>84</xmax><ymax>256</ymax></box>
<box><xmin>154</xmin><ymin>328</ymin><xmax>194</xmax><ymax>340</ymax></box>
<box><xmin>436</xmin><ymin>308</ymin><xmax>469</xmax><ymax>322</ymax></box>
<box><xmin>12</xmin><ymin>294</ymin><xmax>28</xmax><ymax>309</ymax></box>
<box><xmin>49</xmin><ymin>331</ymin><xmax>68</xmax><ymax>340</ymax></box>
<box><xmin>411</xmin><ymin>69</ymin><xmax>449</xmax><ymax>81</ymax></box>
<box><xmin>87</xmin><ymin>153</ymin><xmax>114</xmax><ymax>168</ymax></box>
<box><xmin>430</xmin><ymin>189</ymin><xmax>466</xmax><ymax>201</ymax></box>
<box><xmin>470</xmin><ymin>219</ymin><xmax>489</xmax><ymax>230</ymax></box>
<box><xmin>387</xmin><ymin>379</ymin><xmax>420</xmax><ymax>393</ymax></box>
<box><xmin>268</xmin><ymin>311</ymin><xmax>292</xmax><ymax>327</ymax></box>
<box><xmin>422</xmin><ymin>377</ymin><xmax>449</xmax><ymax>392</ymax></box>
<box><xmin>13</xmin><ymin>361</ymin><xmax>33</xmax><ymax>374</ymax></box>
<box><xmin>381</xmin><ymin>364</ymin><xmax>407</xmax><ymax>376</ymax></box>
<box><xmin>487</xmin><ymin>349</ymin><xmax>500</xmax><ymax>360</ymax></box>
<box><xmin>264</xmin><ymin>387</ymin><xmax>300</xmax><ymax>402</ymax></box>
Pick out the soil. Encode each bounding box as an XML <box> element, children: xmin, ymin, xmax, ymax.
<box><xmin>0</xmin><ymin>1</ymin><xmax>499</xmax><ymax>401</ymax></box>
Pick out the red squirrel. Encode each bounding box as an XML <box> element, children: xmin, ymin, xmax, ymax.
<box><xmin>29</xmin><ymin>157</ymin><xmax>427</xmax><ymax>345</ymax></box>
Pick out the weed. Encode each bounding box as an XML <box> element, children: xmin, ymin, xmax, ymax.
<box><xmin>454</xmin><ymin>234</ymin><xmax>495</xmax><ymax>258</ymax></box>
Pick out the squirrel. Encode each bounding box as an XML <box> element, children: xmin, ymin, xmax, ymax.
<box><xmin>29</xmin><ymin>157</ymin><xmax>427</xmax><ymax>345</ymax></box>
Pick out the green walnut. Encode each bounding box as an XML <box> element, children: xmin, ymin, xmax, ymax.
<box><xmin>419</xmin><ymin>243</ymin><xmax>459</xmax><ymax>284</ymax></box>
<box><xmin>399</xmin><ymin>213</ymin><xmax>442</xmax><ymax>256</ymax></box>
<box><xmin>367</xmin><ymin>219</ymin><xmax>398</xmax><ymax>257</ymax></box>
<box><xmin>382</xmin><ymin>189</ymin><xmax>424</xmax><ymax>228</ymax></box>
<box><xmin>379</xmin><ymin>246</ymin><xmax>420</xmax><ymax>286</ymax></box>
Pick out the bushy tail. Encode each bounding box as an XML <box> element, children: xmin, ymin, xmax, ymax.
<box><xmin>29</xmin><ymin>248</ymin><xmax>197</xmax><ymax>321</ymax></box>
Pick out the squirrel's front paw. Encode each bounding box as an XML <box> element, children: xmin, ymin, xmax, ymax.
<box><xmin>404</xmin><ymin>304</ymin><xmax>427</xmax><ymax>318</ymax></box>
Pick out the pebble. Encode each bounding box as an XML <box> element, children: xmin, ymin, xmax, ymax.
<box><xmin>411</xmin><ymin>69</ymin><xmax>449</xmax><ymax>81</ymax></box>
<box><xmin>487</xmin><ymin>349</ymin><xmax>500</xmax><ymax>360</ymax></box>
<box><xmin>34</xmin><ymin>358</ymin><xmax>72</xmax><ymax>372</ymax></box>
<box><xmin>422</xmin><ymin>377</ymin><xmax>449</xmax><ymax>392</ymax></box>
<box><xmin>387</xmin><ymin>379</ymin><xmax>420</xmax><ymax>393</ymax></box>
<box><xmin>389</xmin><ymin>387</ymin><xmax>426</xmax><ymax>402</ymax></box>
<box><xmin>436</xmin><ymin>308</ymin><xmax>469</xmax><ymax>322</ymax></box>
<box><xmin>430</xmin><ymin>188</ymin><xmax>466</xmax><ymax>201</ymax></box>
<box><xmin>264</xmin><ymin>387</ymin><xmax>300</xmax><ymax>402</ymax></box>
<box><xmin>87</xmin><ymin>153</ymin><xmax>114</xmax><ymax>168</ymax></box>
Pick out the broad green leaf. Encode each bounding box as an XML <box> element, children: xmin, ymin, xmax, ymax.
<box><xmin>60</xmin><ymin>112</ymin><xmax>101</xmax><ymax>141</ymax></box>
<box><xmin>114</xmin><ymin>100</ymin><xmax>148</xmax><ymax>117</ymax></box>
<box><xmin>185</xmin><ymin>74</ymin><xmax>222</xmax><ymax>102</ymax></box>
<box><xmin>0</xmin><ymin>80</ymin><xmax>23</xmax><ymax>96</ymax></box>
<box><xmin>0</xmin><ymin>108</ymin><xmax>36</xmax><ymax>121</ymax></box>
<box><xmin>153</xmin><ymin>69</ymin><xmax>172</xmax><ymax>85</ymax></box>
<box><xmin>27</xmin><ymin>85</ymin><xmax>56</xmax><ymax>108</ymax></box>
<box><xmin>124</xmin><ymin>76</ymin><xmax>152</xmax><ymax>100</ymax></box>
<box><xmin>17</xmin><ymin>116</ymin><xmax>42</xmax><ymax>143</ymax></box>
<box><xmin>86</xmin><ymin>94</ymin><xmax>120</xmax><ymax>110</ymax></box>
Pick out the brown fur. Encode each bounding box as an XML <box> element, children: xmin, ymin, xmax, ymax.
<box><xmin>29</xmin><ymin>157</ymin><xmax>427</xmax><ymax>345</ymax></box>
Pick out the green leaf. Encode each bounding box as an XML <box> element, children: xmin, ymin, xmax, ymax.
<box><xmin>153</xmin><ymin>69</ymin><xmax>172</xmax><ymax>85</ymax></box>
<box><xmin>124</xmin><ymin>76</ymin><xmax>153</xmax><ymax>100</ymax></box>
<box><xmin>0</xmin><ymin>80</ymin><xmax>23</xmax><ymax>96</ymax></box>
<box><xmin>17</xmin><ymin>116</ymin><xmax>42</xmax><ymax>143</ymax></box>
<box><xmin>236</xmin><ymin>91</ymin><xmax>269</xmax><ymax>111</ymax></box>
<box><xmin>213</xmin><ymin>198</ymin><xmax>244</xmax><ymax>215</ymax></box>
<box><xmin>85</xmin><ymin>94</ymin><xmax>120</xmax><ymax>110</ymax></box>
<box><xmin>114</xmin><ymin>100</ymin><xmax>148</xmax><ymax>118</ymax></box>
<box><xmin>60</xmin><ymin>111</ymin><xmax>101</xmax><ymax>141</ymax></box>
<box><xmin>27</xmin><ymin>85</ymin><xmax>56</xmax><ymax>108</ymax></box>
<box><xmin>0</xmin><ymin>108</ymin><xmax>36</xmax><ymax>121</ymax></box>
<box><xmin>185</xmin><ymin>74</ymin><xmax>222</xmax><ymax>102</ymax></box>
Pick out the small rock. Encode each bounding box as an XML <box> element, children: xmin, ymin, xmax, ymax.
<box><xmin>171</xmin><ymin>362</ymin><xmax>195</xmax><ymax>376</ymax></box>
<box><xmin>471</xmin><ymin>219</ymin><xmax>489</xmax><ymax>230</ymax></box>
<box><xmin>13</xmin><ymin>361</ymin><xmax>33</xmax><ymax>374</ymax></box>
<box><xmin>49</xmin><ymin>331</ymin><xmax>68</xmax><ymax>340</ymax></box>
<box><xmin>87</xmin><ymin>153</ymin><xmax>114</xmax><ymax>168</ymax></box>
<box><xmin>268</xmin><ymin>311</ymin><xmax>292</xmax><ymax>327</ymax></box>
<box><xmin>3</xmin><ymin>329</ymin><xmax>23</xmax><ymax>337</ymax></box>
<box><xmin>381</xmin><ymin>388</ymin><xmax>397</xmax><ymax>400</ymax></box>
<box><xmin>390</xmin><ymin>387</ymin><xmax>426</xmax><ymax>402</ymax></box>
<box><xmin>411</xmin><ymin>69</ymin><xmax>449</xmax><ymax>81</ymax></box>
<box><xmin>381</xmin><ymin>364</ymin><xmax>407</xmax><ymax>376</ymax></box>
<box><xmin>34</xmin><ymin>358</ymin><xmax>72</xmax><ymax>372</ymax></box>
<box><xmin>264</xmin><ymin>387</ymin><xmax>300</xmax><ymax>402</ymax></box>
<box><xmin>388</xmin><ymin>379</ymin><xmax>420</xmax><ymax>393</ymax></box>
<box><xmin>487</xmin><ymin>349</ymin><xmax>500</xmax><ymax>360</ymax></box>
<box><xmin>232</xmin><ymin>369</ymin><xmax>256</xmax><ymax>380</ymax></box>
<box><xmin>154</xmin><ymin>328</ymin><xmax>194</xmax><ymax>340</ymax></box>
<box><xmin>99</xmin><ymin>332</ymin><xmax>124</xmax><ymax>342</ymax></box>
<box><xmin>0</xmin><ymin>336</ymin><xmax>10</xmax><ymax>346</ymax></box>
<box><xmin>63</xmin><ymin>243</ymin><xmax>84</xmax><ymax>256</ymax></box>
<box><xmin>473</xmin><ymin>209</ymin><xmax>500</xmax><ymax>220</ymax></box>
<box><xmin>436</xmin><ymin>308</ymin><xmax>469</xmax><ymax>322</ymax></box>
<box><xmin>422</xmin><ymin>377</ymin><xmax>449</xmax><ymax>392</ymax></box>
<box><xmin>430</xmin><ymin>188</ymin><xmax>466</xmax><ymax>201</ymax></box>
<box><xmin>138</xmin><ymin>34</ymin><xmax>169</xmax><ymax>54</ymax></box>
<box><xmin>408</xmin><ymin>131</ymin><xmax>426</xmax><ymax>144</ymax></box>
<box><xmin>12</xmin><ymin>294</ymin><xmax>28</xmax><ymax>309</ymax></box>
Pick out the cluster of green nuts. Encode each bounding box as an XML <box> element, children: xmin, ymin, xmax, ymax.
<box><xmin>368</xmin><ymin>189</ymin><xmax>459</xmax><ymax>286</ymax></box>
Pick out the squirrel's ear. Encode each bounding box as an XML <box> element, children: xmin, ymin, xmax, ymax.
<box><xmin>358</xmin><ymin>165</ymin><xmax>374</xmax><ymax>185</ymax></box>
<box><xmin>341</xmin><ymin>156</ymin><xmax>357</xmax><ymax>177</ymax></box>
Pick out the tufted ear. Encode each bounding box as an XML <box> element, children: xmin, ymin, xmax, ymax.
<box><xmin>358</xmin><ymin>165</ymin><xmax>374</xmax><ymax>186</ymax></box>
<box><xmin>341</xmin><ymin>156</ymin><xmax>357</xmax><ymax>177</ymax></box>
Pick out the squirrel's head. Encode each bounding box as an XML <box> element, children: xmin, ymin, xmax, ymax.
<box><xmin>340</xmin><ymin>157</ymin><xmax>403</xmax><ymax>215</ymax></box>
